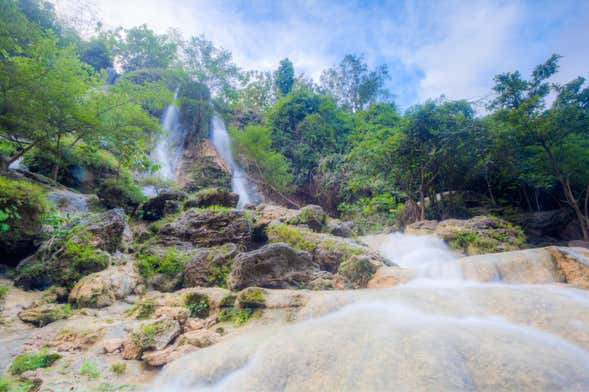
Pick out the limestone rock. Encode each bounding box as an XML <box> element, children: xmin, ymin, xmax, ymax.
<box><xmin>141</xmin><ymin>191</ymin><xmax>187</xmax><ymax>221</ymax></box>
<box><xmin>103</xmin><ymin>338</ymin><xmax>124</xmax><ymax>354</ymax></box>
<box><xmin>367</xmin><ymin>266</ymin><xmax>416</xmax><ymax>288</ymax></box>
<box><xmin>18</xmin><ymin>304</ymin><xmax>70</xmax><ymax>327</ymax></box>
<box><xmin>326</xmin><ymin>219</ymin><xmax>355</xmax><ymax>238</ymax></box>
<box><xmin>180</xmin><ymin>329</ymin><xmax>220</xmax><ymax>348</ymax></box>
<box><xmin>68</xmin><ymin>263</ymin><xmax>140</xmax><ymax>308</ymax></box>
<box><xmin>158</xmin><ymin>209</ymin><xmax>252</xmax><ymax>247</ymax></box>
<box><xmin>154</xmin><ymin>306</ymin><xmax>190</xmax><ymax>324</ymax></box>
<box><xmin>404</xmin><ymin>220</ymin><xmax>439</xmax><ymax>235</ymax></box>
<box><xmin>337</xmin><ymin>255</ymin><xmax>378</xmax><ymax>289</ymax></box>
<box><xmin>184</xmin><ymin>188</ymin><xmax>239</xmax><ymax>209</ymax></box>
<box><xmin>228</xmin><ymin>243</ymin><xmax>318</xmax><ymax>290</ymax></box>
<box><xmin>183</xmin><ymin>243</ymin><xmax>238</xmax><ymax>288</ymax></box>
<box><xmin>80</xmin><ymin>208</ymin><xmax>128</xmax><ymax>253</ymax></box>
<box><xmin>130</xmin><ymin>318</ymin><xmax>181</xmax><ymax>352</ymax></box>
<box><xmin>142</xmin><ymin>343</ymin><xmax>196</xmax><ymax>367</ymax></box>
<box><xmin>548</xmin><ymin>247</ymin><xmax>589</xmax><ymax>289</ymax></box>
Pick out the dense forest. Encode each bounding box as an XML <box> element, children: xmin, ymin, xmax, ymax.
<box><xmin>1</xmin><ymin>0</ymin><xmax>588</xmax><ymax>241</ymax></box>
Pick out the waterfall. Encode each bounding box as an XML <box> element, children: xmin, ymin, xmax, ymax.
<box><xmin>210</xmin><ymin>112</ymin><xmax>263</xmax><ymax>207</ymax></box>
<box><xmin>153</xmin><ymin>233</ymin><xmax>589</xmax><ymax>391</ymax></box>
<box><xmin>151</xmin><ymin>89</ymin><xmax>185</xmax><ymax>182</ymax></box>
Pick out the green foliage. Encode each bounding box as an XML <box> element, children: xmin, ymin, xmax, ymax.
<box><xmin>10</xmin><ymin>350</ymin><xmax>61</xmax><ymax>375</ymax></box>
<box><xmin>184</xmin><ymin>292</ymin><xmax>210</xmax><ymax>318</ymax></box>
<box><xmin>0</xmin><ymin>376</ymin><xmax>35</xmax><ymax>392</ymax></box>
<box><xmin>0</xmin><ymin>285</ymin><xmax>8</xmax><ymax>301</ymax></box>
<box><xmin>97</xmin><ymin>176</ymin><xmax>146</xmax><ymax>213</ymax></box>
<box><xmin>265</xmin><ymin>224</ymin><xmax>316</xmax><ymax>252</ymax></box>
<box><xmin>136</xmin><ymin>248</ymin><xmax>191</xmax><ymax>279</ymax></box>
<box><xmin>230</xmin><ymin>124</ymin><xmax>293</xmax><ymax>193</ymax></box>
<box><xmin>58</xmin><ymin>236</ymin><xmax>110</xmax><ymax>287</ymax></box>
<box><xmin>207</xmin><ymin>257</ymin><xmax>233</xmax><ymax>288</ymax></box>
<box><xmin>80</xmin><ymin>359</ymin><xmax>100</xmax><ymax>379</ymax></box>
<box><xmin>113</xmin><ymin>24</ymin><xmax>177</xmax><ymax>72</ymax></box>
<box><xmin>128</xmin><ymin>300</ymin><xmax>155</xmax><ymax>320</ymax></box>
<box><xmin>236</xmin><ymin>287</ymin><xmax>266</xmax><ymax>309</ymax></box>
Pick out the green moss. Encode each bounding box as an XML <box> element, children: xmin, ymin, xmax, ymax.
<box><xmin>207</xmin><ymin>256</ymin><xmax>233</xmax><ymax>288</ymax></box>
<box><xmin>111</xmin><ymin>362</ymin><xmax>126</xmax><ymax>376</ymax></box>
<box><xmin>128</xmin><ymin>300</ymin><xmax>156</xmax><ymax>320</ymax></box>
<box><xmin>184</xmin><ymin>292</ymin><xmax>210</xmax><ymax>318</ymax></box>
<box><xmin>0</xmin><ymin>285</ymin><xmax>8</xmax><ymax>302</ymax></box>
<box><xmin>136</xmin><ymin>248</ymin><xmax>191</xmax><ymax>279</ymax></box>
<box><xmin>197</xmin><ymin>205</ymin><xmax>231</xmax><ymax>212</ymax></box>
<box><xmin>218</xmin><ymin>308</ymin><xmax>253</xmax><ymax>327</ymax></box>
<box><xmin>0</xmin><ymin>376</ymin><xmax>36</xmax><ymax>392</ymax></box>
<box><xmin>58</xmin><ymin>236</ymin><xmax>111</xmax><ymax>287</ymax></box>
<box><xmin>97</xmin><ymin>176</ymin><xmax>146</xmax><ymax>214</ymax></box>
<box><xmin>9</xmin><ymin>350</ymin><xmax>61</xmax><ymax>375</ymax></box>
<box><xmin>219</xmin><ymin>293</ymin><xmax>237</xmax><ymax>308</ymax></box>
<box><xmin>237</xmin><ymin>287</ymin><xmax>266</xmax><ymax>309</ymax></box>
<box><xmin>80</xmin><ymin>359</ymin><xmax>100</xmax><ymax>379</ymax></box>
<box><xmin>265</xmin><ymin>224</ymin><xmax>316</xmax><ymax>252</ymax></box>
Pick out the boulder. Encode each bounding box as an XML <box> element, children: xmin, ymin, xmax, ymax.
<box><xmin>78</xmin><ymin>208</ymin><xmax>127</xmax><ymax>253</ymax></box>
<box><xmin>158</xmin><ymin>209</ymin><xmax>252</xmax><ymax>247</ymax></box>
<box><xmin>127</xmin><ymin>317</ymin><xmax>182</xmax><ymax>358</ymax></box>
<box><xmin>142</xmin><ymin>343</ymin><xmax>196</xmax><ymax>367</ymax></box>
<box><xmin>184</xmin><ymin>188</ymin><xmax>239</xmax><ymax>209</ymax></box>
<box><xmin>68</xmin><ymin>263</ymin><xmax>140</xmax><ymax>308</ymax></box>
<box><xmin>510</xmin><ymin>209</ymin><xmax>576</xmax><ymax>242</ymax></box>
<box><xmin>326</xmin><ymin>219</ymin><xmax>355</xmax><ymax>238</ymax></box>
<box><xmin>154</xmin><ymin>306</ymin><xmax>190</xmax><ymax>324</ymax></box>
<box><xmin>228</xmin><ymin>243</ymin><xmax>318</xmax><ymax>290</ymax></box>
<box><xmin>18</xmin><ymin>304</ymin><xmax>70</xmax><ymax>327</ymax></box>
<box><xmin>141</xmin><ymin>191</ymin><xmax>187</xmax><ymax>221</ymax></box>
<box><xmin>103</xmin><ymin>339</ymin><xmax>124</xmax><ymax>354</ymax></box>
<box><xmin>434</xmin><ymin>215</ymin><xmax>525</xmax><ymax>255</ymax></box>
<box><xmin>404</xmin><ymin>220</ymin><xmax>439</xmax><ymax>235</ymax></box>
<box><xmin>288</xmin><ymin>205</ymin><xmax>326</xmax><ymax>232</ymax></box>
<box><xmin>183</xmin><ymin>243</ymin><xmax>238</xmax><ymax>288</ymax></box>
<box><xmin>180</xmin><ymin>329</ymin><xmax>220</xmax><ymax>348</ymax></box>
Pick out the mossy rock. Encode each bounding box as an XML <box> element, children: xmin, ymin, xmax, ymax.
<box><xmin>184</xmin><ymin>292</ymin><xmax>210</xmax><ymax>318</ymax></box>
<box><xmin>338</xmin><ymin>256</ymin><xmax>377</xmax><ymax>289</ymax></box>
<box><xmin>184</xmin><ymin>187</ymin><xmax>239</xmax><ymax>209</ymax></box>
<box><xmin>130</xmin><ymin>318</ymin><xmax>181</xmax><ymax>351</ymax></box>
<box><xmin>17</xmin><ymin>303</ymin><xmax>71</xmax><ymax>327</ymax></box>
<box><xmin>265</xmin><ymin>223</ymin><xmax>317</xmax><ymax>252</ymax></box>
<box><xmin>9</xmin><ymin>350</ymin><xmax>61</xmax><ymax>375</ymax></box>
<box><xmin>236</xmin><ymin>287</ymin><xmax>266</xmax><ymax>309</ymax></box>
<box><xmin>0</xmin><ymin>176</ymin><xmax>49</xmax><ymax>265</ymax></box>
<box><xmin>288</xmin><ymin>205</ymin><xmax>326</xmax><ymax>232</ymax></box>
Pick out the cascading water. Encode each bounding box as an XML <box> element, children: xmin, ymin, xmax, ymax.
<box><xmin>153</xmin><ymin>233</ymin><xmax>589</xmax><ymax>391</ymax></box>
<box><xmin>210</xmin><ymin>112</ymin><xmax>262</xmax><ymax>207</ymax></box>
<box><xmin>151</xmin><ymin>89</ymin><xmax>185</xmax><ymax>182</ymax></box>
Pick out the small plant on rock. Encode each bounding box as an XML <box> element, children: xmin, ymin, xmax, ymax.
<box><xmin>10</xmin><ymin>350</ymin><xmax>61</xmax><ymax>375</ymax></box>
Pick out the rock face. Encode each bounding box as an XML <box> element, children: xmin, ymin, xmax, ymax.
<box><xmin>141</xmin><ymin>191</ymin><xmax>187</xmax><ymax>221</ymax></box>
<box><xmin>227</xmin><ymin>243</ymin><xmax>318</xmax><ymax>290</ymax></box>
<box><xmin>406</xmin><ymin>215</ymin><xmax>525</xmax><ymax>255</ymax></box>
<box><xmin>158</xmin><ymin>209</ymin><xmax>252</xmax><ymax>247</ymax></box>
<box><xmin>184</xmin><ymin>188</ymin><xmax>239</xmax><ymax>209</ymax></box>
<box><xmin>14</xmin><ymin>208</ymin><xmax>127</xmax><ymax>290</ymax></box>
<box><xmin>178</xmin><ymin>140</ymin><xmax>231</xmax><ymax>193</ymax></box>
<box><xmin>183</xmin><ymin>243</ymin><xmax>238</xmax><ymax>288</ymax></box>
<box><xmin>548</xmin><ymin>247</ymin><xmax>589</xmax><ymax>289</ymax></box>
<box><xmin>68</xmin><ymin>263</ymin><xmax>140</xmax><ymax>308</ymax></box>
<box><xmin>124</xmin><ymin>318</ymin><xmax>182</xmax><ymax>360</ymax></box>
<box><xmin>18</xmin><ymin>304</ymin><xmax>70</xmax><ymax>327</ymax></box>
<box><xmin>337</xmin><ymin>256</ymin><xmax>378</xmax><ymax>289</ymax></box>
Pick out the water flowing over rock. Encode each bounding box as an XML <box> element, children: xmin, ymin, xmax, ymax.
<box><xmin>153</xmin><ymin>233</ymin><xmax>589</xmax><ymax>391</ymax></box>
<box><xmin>210</xmin><ymin>112</ymin><xmax>263</xmax><ymax>208</ymax></box>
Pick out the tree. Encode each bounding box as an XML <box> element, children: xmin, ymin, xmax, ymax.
<box><xmin>320</xmin><ymin>54</ymin><xmax>390</xmax><ymax>112</ymax></box>
<box><xmin>239</xmin><ymin>70</ymin><xmax>276</xmax><ymax>111</ymax></box>
<box><xmin>79</xmin><ymin>37</ymin><xmax>112</xmax><ymax>71</ymax></box>
<box><xmin>114</xmin><ymin>24</ymin><xmax>177</xmax><ymax>72</ymax></box>
<box><xmin>490</xmin><ymin>54</ymin><xmax>589</xmax><ymax>239</ymax></box>
<box><xmin>274</xmin><ymin>58</ymin><xmax>294</xmax><ymax>96</ymax></box>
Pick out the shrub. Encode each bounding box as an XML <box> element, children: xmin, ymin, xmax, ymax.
<box><xmin>136</xmin><ymin>248</ymin><xmax>191</xmax><ymax>279</ymax></box>
<box><xmin>111</xmin><ymin>362</ymin><xmax>126</xmax><ymax>376</ymax></box>
<box><xmin>97</xmin><ymin>176</ymin><xmax>146</xmax><ymax>214</ymax></box>
<box><xmin>218</xmin><ymin>308</ymin><xmax>253</xmax><ymax>327</ymax></box>
<box><xmin>265</xmin><ymin>224</ymin><xmax>316</xmax><ymax>252</ymax></box>
<box><xmin>9</xmin><ymin>350</ymin><xmax>61</xmax><ymax>375</ymax></box>
<box><xmin>0</xmin><ymin>285</ymin><xmax>8</xmax><ymax>302</ymax></box>
<box><xmin>184</xmin><ymin>292</ymin><xmax>210</xmax><ymax>318</ymax></box>
<box><xmin>80</xmin><ymin>359</ymin><xmax>100</xmax><ymax>379</ymax></box>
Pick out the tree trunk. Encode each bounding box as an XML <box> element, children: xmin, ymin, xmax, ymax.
<box><xmin>485</xmin><ymin>166</ymin><xmax>496</xmax><ymax>206</ymax></box>
<box><xmin>7</xmin><ymin>142</ymin><xmax>36</xmax><ymax>165</ymax></box>
<box><xmin>561</xmin><ymin>178</ymin><xmax>589</xmax><ymax>241</ymax></box>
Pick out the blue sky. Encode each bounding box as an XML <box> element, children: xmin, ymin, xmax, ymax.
<box><xmin>56</xmin><ymin>0</ymin><xmax>589</xmax><ymax>108</ymax></box>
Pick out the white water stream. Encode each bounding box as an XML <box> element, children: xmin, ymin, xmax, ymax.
<box><xmin>151</xmin><ymin>89</ymin><xmax>186</xmax><ymax>182</ymax></box>
<box><xmin>153</xmin><ymin>232</ymin><xmax>589</xmax><ymax>391</ymax></box>
<box><xmin>210</xmin><ymin>113</ymin><xmax>262</xmax><ymax>207</ymax></box>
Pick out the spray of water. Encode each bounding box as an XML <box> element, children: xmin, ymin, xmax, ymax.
<box><xmin>210</xmin><ymin>112</ymin><xmax>262</xmax><ymax>207</ymax></box>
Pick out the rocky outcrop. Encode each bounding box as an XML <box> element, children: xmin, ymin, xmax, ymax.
<box><xmin>14</xmin><ymin>209</ymin><xmax>127</xmax><ymax>290</ymax></box>
<box><xmin>547</xmin><ymin>247</ymin><xmax>589</xmax><ymax>289</ymax></box>
<box><xmin>406</xmin><ymin>216</ymin><xmax>525</xmax><ymax>255</ymax></box>
<box><xmin>123</xmin><ymin>318</ymin><xmax>182</xmax><ymax>360</ymax></box>
<box><xmin>157</xmin><ymin>209</ymin><xmax>252</xmax><ymax>247</ymax></box>
<box><xmin>141</xmin><ymin>191</ymin><xmax>187</xmax><ymax>221</ymax></box>
<box><xmin>337</xmin><ymin>256</ymin><xmax>377</xmax><ymax>289</ymax></box>
<box><xmin>184</xmin><ymin>188</ymin><xmax>239</xmax><ymax>209</ymax></box>
<box><xmin>227</xmin><ymin>243</ymin><xmax>318</xmax><ymax>290</ymax></box>
<box><xmin>68</xmin><ymin>263</ymin><xmax>141</xmax><ymax>308</ymax></box>
<box><xmin>325</xmin><ymin>219</ymin><xmax>355</xmax><ymax>238</ymax></box>
<box><xmin>178</xmin><ymin>140</ymin><xmax>231</xmax><ymax>193</ymax></box>
<box><xmin>183</xmin><ymin>243</ymin><xmax>238</xmax><ymax>288</ymax></box>
<box><xmin>18</xmin><ymin>304</ymin><xmax>70</xmax><ymax>327</ymax></box>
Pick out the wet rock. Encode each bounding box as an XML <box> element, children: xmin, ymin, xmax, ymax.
<box><xmin>404</xmin><ymin>220</ymin><xmax>439</xmax><ymax>235</ymax></box>
<box><xmin>18</xmin><ymin>304</ymin><xmax>70</xmax><ymax>327</ymax></box>
<box><xmin>68</xmin><ymin>263</ymin><xmax>140</xmax><ymax>308</ymax></box>
<box><xmin>548</xmin><ymin>247</ymin><xmax>589</xmax><ymax>289</ymax></box>
<box><xmin>103</xmin><ymin>338</ymin><xmax>124</xmax><ymax>354</ymax></box>
<box><xmin>184</xmin><ymin>188</ymin><xmax>239</xmax><ymax>209</ymax></box>
<box><xmin>180</xmin><ymin>329</ymin><xmax>220</xmax><ymax>348</ymax></box>
<box><xmin>154</xmin><ymin>306</ymin><xmax>190</xmax><ymax>325</ymax></box>
<box><xmin>141</xmin><ymin>191</ymin><xmax>187</xmax><ymax>221</ymax></box>
<box><xmin>142</xmin><ymin>344</ymin><xmax>196</xmax><ymax>367</ymax></box>
<box><xmin>125</xmin><ymin>318</ymin><xmax>182</xmax><ymax>360</ymax></box>
<box><xmin>326</xmin><ymin>219</ymin><xmax>355</xmax><ymax>238</ymax></box>
<box><xmin>183</xmin><ymin>243</ymin><xmax>238</xmax><ymax>288</ymax></box>
<box><xmin>236</xmin><ymin>287</ymin><xmax>267</xmax><ymax>308</ymax></box>
<box><xmin>79</xmin><ymin>208</ymin><xmax>128</xmax><ymax>253</ymax></box>
<box><xmin>367</xmin><ymin>266</ymin><xmax>415</xmax><ymax>288</ymax></box>
<box><xmin>228</xmin><ymin>243</ymin><xmax>318</xmax><ymax>290</ymax></box>
<box><xmin>158</xmin><ymin>209</ymin><xmax>252</xmax><ymax>247</ymax></box>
